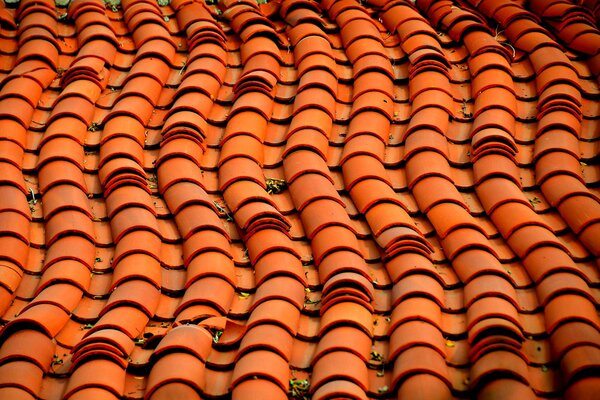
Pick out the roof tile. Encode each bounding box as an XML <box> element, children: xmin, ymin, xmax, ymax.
<box><xmin>0</xmin><ymin>0</ymin><xmax>599</xmax><ymax>398</ymax></box>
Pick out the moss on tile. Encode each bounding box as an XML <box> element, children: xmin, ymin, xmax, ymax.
<box><xmin>289</xmin><ymin>378</ymin><xmax>309</xmax><ymax>400</ymax></box>
<box><xmin>265</xmin><ymin>177</ymin><xmax>287</xmax><ymax>194</ymax></box>
<box><xmin>104</xmin><ymin>0</ymin><xmax>120</xmax><ymax>11</ymax></box>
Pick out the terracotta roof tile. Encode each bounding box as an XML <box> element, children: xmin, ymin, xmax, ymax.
<box><xmin>0</xmin><ymin>0</ymin><xmax>599</xmax><ymax>398</ymax></box>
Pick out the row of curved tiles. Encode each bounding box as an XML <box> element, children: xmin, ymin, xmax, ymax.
<box><xmin>0</xmin><ymin>0</ymin><xmax>599</xmax><ymax>398</ymax></box>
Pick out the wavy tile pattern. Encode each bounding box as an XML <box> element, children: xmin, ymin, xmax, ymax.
<box><xmin>0</xmin><ymin>0</ymin><xmax>599</xmax><ymax>398</ymax></box>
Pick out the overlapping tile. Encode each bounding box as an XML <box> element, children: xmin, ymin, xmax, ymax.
<box><xmin>0</xmin><ymin>0</ymin><xmax>599</xmax><ymax>398</ymax></box>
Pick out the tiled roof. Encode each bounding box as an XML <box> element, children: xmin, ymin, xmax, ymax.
<box><xmin>0</xmin><ymin>0</ymin><xmax>599</xmax><ymax>398</ymax></box>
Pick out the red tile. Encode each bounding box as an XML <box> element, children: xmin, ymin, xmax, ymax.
<box><xmin>2</xmin><ymin>1</ymin><xmax>600</xmax><ymax>398</ymax></box>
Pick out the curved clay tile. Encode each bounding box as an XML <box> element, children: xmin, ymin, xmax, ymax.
<box><xmin>0</xmin><ymin>0</ymin><xmax>598</xmax><ymax>398</ymax></box>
